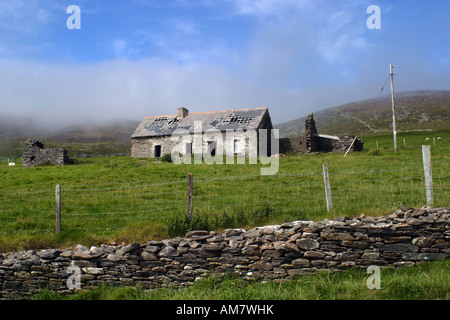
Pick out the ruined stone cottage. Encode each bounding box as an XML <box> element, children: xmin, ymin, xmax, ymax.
<box><xmin>131</xmin><ymin>107</ymin><xmax>274</xmax><ymax>159</ymax></box>
<box><xmin>22</xmin><ymin>139</ymin><xmax>72</xmax><ymax>167</ymax></box>
<box><xmin>280</xmin><ymin>113</ymin><xmax>363</xmax><ymax>154</ymax></box>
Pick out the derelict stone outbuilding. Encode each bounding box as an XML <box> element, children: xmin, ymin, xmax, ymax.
<box><xmin>280</xmin><ymin>113</ymin><xmax>363</xmax><ymax>154</ymax></box>
<box><xmin>22</xmin><ymin>139</ymin><xmax>72</xmax><ymax>167</ymax></box>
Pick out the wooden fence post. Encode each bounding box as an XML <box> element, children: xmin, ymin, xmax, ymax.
<box><xmin>187</xmin><ymin>173</ymin><xmax>193</xmax><ymax>222</ymax></box>
<box><xmin>322</xmin><ymin>164</ymin><xmax>332</xmax><ymax>212</ymax></box>
<box><xmin>344</xmin><ymin>137</ymin><xmax>357</xmax><ymax>157</ymax></box>
<box><xmin>422</xmin><ymin>145</ymin><xmax>434</xmax><ymax>205</ymax></box>
<box><xmin>55</xmin><ymin>184</ymin><xmax>61</xmax><ymax>233</ymax></box>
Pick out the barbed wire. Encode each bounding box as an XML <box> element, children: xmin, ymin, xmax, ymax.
<box><xmin>0</xmin><ymin>163</ymin><xmax>447</xmax><ymax>195</ymax></box>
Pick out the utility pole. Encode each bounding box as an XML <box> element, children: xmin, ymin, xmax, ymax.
<box><xmin>390</xmin><ymin>64</ymin><xmax>398</xmax><ymax>153</ymax></box>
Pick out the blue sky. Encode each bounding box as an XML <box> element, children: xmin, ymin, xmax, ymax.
<box><xmin>0</xmin><ymin>0</ymin><xmax>449</xmax><ymax>126</ymax></box>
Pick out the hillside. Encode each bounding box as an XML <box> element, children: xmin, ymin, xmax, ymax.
<box><xmin>275</xmin><ymin>90</ymin><xmax>450</xmax><ymax>138</ymax></box>
<box><xmin>1</xmin><ymin>90</ymin><xmax>449</xmax><ymax>157</ymax></box>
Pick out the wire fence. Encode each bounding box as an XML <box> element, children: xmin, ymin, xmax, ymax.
<box><xmin>0</xmin><ymin>158</ymin><xmax>448</xmax><ymax>237</ymax></box>
<box><xmin>0</xmin><ymin>157</ymin><xmax>11</xmax><ymax>164</ymax></box>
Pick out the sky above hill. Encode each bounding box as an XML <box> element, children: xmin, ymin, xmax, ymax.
<box><xmin>0</xmin><ymin>0</ymin><xmax>449</xmax><ymax>126</ymax></box>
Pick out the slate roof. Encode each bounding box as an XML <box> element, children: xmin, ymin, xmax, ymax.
<box><xmin>131</xmin><ymin>107</ymin><xmax>271</xmax><ymax>138</ymax></box>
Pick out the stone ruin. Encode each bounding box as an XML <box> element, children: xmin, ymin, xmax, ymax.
<box><xmin>280</xmin><ymin>113</ymin><xmax>364</xmax><ymax>154</ymax></box>
<box><xmin>22</xmin><ymin>139</ymin><xmax>72</xmax><ymax>167</ymax></box>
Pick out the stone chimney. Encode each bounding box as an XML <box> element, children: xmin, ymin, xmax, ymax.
<box><xmin>305</xmin><ymin>113</ymin><xmax>318</xmax><ymax>152</ymax></box>
<box><xmin>177</xmin><ymin>107</ymin><xmax>189</xmax><ymax>119</ymax></box>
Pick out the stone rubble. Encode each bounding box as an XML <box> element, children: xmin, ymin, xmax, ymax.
<box><xmin>22</xmin><ymin>139</ymin><xmax>72</xmax><ymax>167</ymax></box>
<box><xmin>0</xmin><ymin>206</ymin><xmax>448</xmax><ymax>299</ymax></box>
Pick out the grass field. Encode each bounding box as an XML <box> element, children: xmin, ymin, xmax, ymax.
<box><xmin>0</xmin><ymin>130</ymin><xmax>448</xmax><ymax>252</ymax></box>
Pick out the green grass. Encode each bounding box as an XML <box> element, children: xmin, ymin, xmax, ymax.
<box><xmin>0</xmin><ymin>130</ymin><xmax>448</xmax><ymax>251</ymax></box>
<box><xmin>32</xmin><ymin>260</ymin><xmax>450</xmax><ymax>300</ymax></box>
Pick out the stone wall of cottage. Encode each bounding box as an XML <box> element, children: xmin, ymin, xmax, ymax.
<box><xmin>131</xmin><ymin>130</ymin><xmax>260</xmax><ymax>159</ymax></box>
<box><xmin>315</xmin><ymin>135</ymin><xmax>364</xmax><ymax>153</ymax></box>
<box><xmin>1</xmin><ymin>206</ymin><xmax>448</xmax><ymax>299</ymax></box>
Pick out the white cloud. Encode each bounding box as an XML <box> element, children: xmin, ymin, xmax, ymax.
<box><xmin>174</xmin><ymin>20</ymin><xmax>198</xmax><ymax>34</ymax></box>
<box><xmin>227</xmin><ymin>0</ymin><xmax>371</xmax><ymax>88</ymax></box>
<box><xmin>112</xmin><ymin>39</ymin><xmax>127</xmax><ymax>57</ymax></box>
<box><xmin>228</xmin><ymin>0</ymin><xmax>312</xmax><ymax>18</ymax></box>
<box><xmin>0</xmin><ymin>57</ymin><xmax>242</xmax><ymax>125</ymax></box>
<box><xmin>0</xmin><ymin>0</ymin><xmax>57</xmax><ymax>32</ymax></box>
<box><xmin>0</xmin><ymin>56</ymin><xmax>305</xmax><ymax>126</ymax></box>
<box><xmin>0</xmin><ymin>53</ymin><xmax>385</xmax><ymax>129</ymax></box>
<box><xmin>0</xmin><ymin>49</ymin><xmax>448</xmax><ymax>130</ymax></box>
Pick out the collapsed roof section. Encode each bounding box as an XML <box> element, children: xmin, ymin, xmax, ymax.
<box><xmin>131</xmin><ymin>107</ymin><xmax>271</xmax><ymax>138</ymax></box>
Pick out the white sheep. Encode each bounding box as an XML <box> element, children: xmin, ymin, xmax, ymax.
<box><xmin>8</xmin><ymin>163</ymin><xmax>15</xmax><ymax>166</ymax></box>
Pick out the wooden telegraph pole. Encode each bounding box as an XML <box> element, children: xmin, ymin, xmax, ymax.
<box><xmin>390</xmin><ymin>64</ymin><xmax>398</xmax><ymax>153</ymax></box>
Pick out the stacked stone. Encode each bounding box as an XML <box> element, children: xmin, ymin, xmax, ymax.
<box><xmin>289</xmin><ymin>114</ymin><xmax>364</xmax><ymax>154</ymax></box>
<box><xmin>304</xmin><ymin>113</ymin><xmax>318</xmax><ymax>152</ymax></box>
<box><xmin>22</xmin><ymin>139</ymin><xmax>72</xmax><ymax>167</ymax></box>
<box><xmin>322</xmin><ymin>134</ymin><xmax>364</xmax><ymax>153</ymax></box>
<box><xmin>1</xmin><ymin>206</ymin><xmax>449</xmax><ymax>299</ymax></box>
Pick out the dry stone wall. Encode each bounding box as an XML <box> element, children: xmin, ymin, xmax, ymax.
<box><xmin>1</xmin><ymin>206</ymin><xmax>449</xmax><ymax>299</ymax></box>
